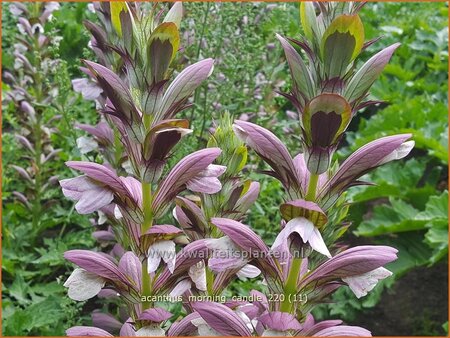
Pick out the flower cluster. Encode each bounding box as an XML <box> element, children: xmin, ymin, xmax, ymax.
<box><xmin>61</xmin><ymin>2</ymin><xmax>413</xmax><ymax>337</ymax></box>
<box><xmin>3</xmin><ymin>2</ymin><xmax>62</xmax><ymax>229</ymax></box>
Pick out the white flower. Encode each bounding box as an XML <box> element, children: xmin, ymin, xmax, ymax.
<box><xmin>72</xmin><ymin>78</ymin><xmax>103</xmax><ymax>101</ymax></box>
<box><xmin>272</xmin><ymin>217</ymin><xmax>331</xmax><ymax>258</ymax></box>
<box><xmin>9</xmin><ymin>4</ymin><xmax>24</xmax><ymax>16</ymax></box>
<box><xmin>17</xmin><ymin>22</ymin><xmax>27</xmax><ymax>35</ymax></box>
<box><xmin>169</xmin><ymin>279</ymin><xmax>192</xmax><ymax>298</ymax></box>
<box><xmin>136</xmin><ymin>325</ymin><xmax>165</xmax><ymax>336</ymax></box>
<box><xmin>76</xmin><ymin>136</ymin><xmax>98</xmax><ymax>154</ymax></box>
<box><xmin>343</xmin><ymin>267</ymin><xmax>393</xmax><ymax>298</ymax></box>
<box><xmin>31</xmin><ymin>24</ymin><xmax>44</xmax><ymax>35</ymax></box>
<box><xmin>206</xmin><ymin>236</ymin><xmax>248</xmax><ymax>272</ymax></box>
<box><xmin>237</xmin><ymin>264</ymin><xmax>261</xmax><ymax>280</ymax></box>
<box><xmin>186</xmin><ymin>164</ymin><xmax>226</xmax><ymax>194</ymax></box>
<box><xmin>87</xmin><ymin>3</ymin><xmax>96</xmax><ymax>13</ymax></box>
<box><xmin>379</xmin><ymin>141</ymin><xmax>415</xmax><ymax>165</ymax></box>
<box><xmin>97</xmin><ymin>210</ymin><xmax>108</xmax><ymax>225</ymax></box>
<box><xmin>188</xmin><ymin>260</ymin><xmax>207</xmax><ymax>291</ymax></box>
<box><xmin>113</xmin><ymin>205</ymin><xmax>123</xmax><ymax>220</ymax></box>
<box><xmin>122</xmin><ymin>160</ymin><xmax>134</xmax><ymax>175</ymax></box>
<box><xmin>45</xmin><ymin>2</ymin><xmax>60</xmax><ymax>12</ymax></box>
<box><xmin>236</xmin><ymin>310</ymin><xmax>254</xmax><ymax>333</ymax></box>
<box><xmin>148</xmin><ymin>240</ymin><xmax>176</xmax><ymax>274</ymax></box>
<box><xmin>63</xmin><ymin>268</ymin><xmax>105</xmax><ymax>301</ymax></box>
<box><xmin>262</xmin><ymin>329</ymin><xmax>288</xmax><ymax>336</ymax></box>
<box><xmin>191</xmin><ymin>317</ymin><xmax>221</xmax><ymax>336</ymax></box>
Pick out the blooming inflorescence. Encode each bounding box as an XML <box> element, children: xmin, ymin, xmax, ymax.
<box><xmin>60</xmin><ymin>2</ymin><xmax>413</xmax><ymax>336</ymax></box>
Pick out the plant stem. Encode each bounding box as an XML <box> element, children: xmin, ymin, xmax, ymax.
<box><xmin>280</xmin><ymin>257</ymin><xmax>302</xmax><ymax>313</ymax></box>
<box><xmin>32</xmin><ymin>114</ymin><xmax>42</xmax><ymax>232</ymax></box>
<box><xmin>141</xmin><ymin>258</ymin><xmax>152</xmax><ymax>310</ymax></box>
<box><xmin>141</xmin><ymin>182</ymin><xmax>153</xmax><ymax>233</ymax></box>
<box><xmin>113</xmin><ymin>127</ymin><xmax>122</xmax><ymax>167</ymax></box>
<box><xmin>206</xmin><ymin>267</ymin><xmax>215</xmax><ymax>295</ymax></box>
<box><xmin>305</xmin><ymin>173</ymin><xmax>319</xmax><ymax>201</ymax></box>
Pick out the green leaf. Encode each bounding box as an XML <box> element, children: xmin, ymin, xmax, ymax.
<box><xmin>416</xmin><ymin>190</ymin><xmax>448</xmax><ymax>221</ymax></box>
<box><xmin>355</xmin><ymin>198</ymin><xmax>427</xmax><ymax>237</ymax></box>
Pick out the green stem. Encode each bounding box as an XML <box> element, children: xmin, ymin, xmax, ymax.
<box><xmin>141</xmin><ymin>110</ymin><xmax>154</xmax><ymax>310</ymax></box>
<box><xmin>113</xmin><ymin>127</ymin><xmax>122</xmax><ymax>166</ymax></box>
<box><xmin>305</xmin><ymin>173</ymin><xmax>319</xmax><ymax>201</ymax></box>
<box><xmin>280</xmin><ymin>257</ymin><xmax>302</xmax><ymax>313</ymax></box>
<box><xmin>141</xmin><ymin>182</ymin><xmax>153</xmax><ymax>233</ymax></box>
<box><xmin>32</xmin><ymin>116</ymin><xmax>42</xmax><ymax>232</ymax></box>
<box><xmin>141</xmin><ymin>259</ymin><xmax>152</xmax><ymax>310</ymax></box>
<box><xmin>206</xmin><ymin>267</ymin><xmax>215</xmax><ymax>295</ymax></box>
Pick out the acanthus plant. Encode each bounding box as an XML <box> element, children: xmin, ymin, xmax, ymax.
<box><xmin>2</xmin><ymin>2</ymin><xmax>63</xmax><ymax>233</ymax></box>
<box><xmin>60</xmin><ymin>2</ymin><xmax>414</xmax><ymax>337</ymax></box>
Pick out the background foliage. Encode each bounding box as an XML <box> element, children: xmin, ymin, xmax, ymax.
<box><xmin>2</xmin><ymin>2</ymin><xmax>448</xmax><ymax>336</ymax></box>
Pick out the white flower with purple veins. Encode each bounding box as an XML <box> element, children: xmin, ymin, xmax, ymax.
<box><xmin>191</xmin><ymin>317</ymin><xmax>221</xmax><ymax>336</ymax></box>
<box><xmin>186</xmin><ymin>164</ymin><xmax>226</xmax><ymax>194</ymax></box>
<box><xmin>136</xmin><ymin>326</ymin><xmax>165</xmax><ymax>337</ymax></box>
<box><xmin>236</xmin><ymin>264</ymin><xmax>261</xmax><ymax>280</ymax></box>
<box><xmin>147</xmin><ymin>240</ymin><xmax>177</xmax><ymax>274</ymax></box>
<box><xmin>9</xmin><ymin>4</ymin><xmax>24</xmax><ymax>16</ymax></box>
<box><xmin>72</xmin><ymin>78</ymin><xmax>103</xmax><ymax>100</ymax></box>
<box><xmin>343</xmin><ymin>267</ymin><xmax>393</xmax><ymax>298</ymax></box>
<box><xmin>206</xmin><ymin>236</ymin><xmax>248</xmax><ymax>272</ymax></box>
<box><xmin>64</xmin><ymin>268</ymin><xmax>106</xmax><ymax>301</ymax></box>
<box><xmin>188</xmin><ymin>260</ymin><xmax>207</xmax><ymax>291</ymax></box>
<box><xmin>60</xmin><ymin>175</ymin><xmax>113</xmax><ymax>214</ymax></box>
<box><xmin>272</xmin><ymin>217</ymin><xmax>331</xmax><ymax>258</ymax></box>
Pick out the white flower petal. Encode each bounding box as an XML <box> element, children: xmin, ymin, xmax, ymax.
<box><xmin>75</xmin><ymin>187</ymin><xmax>114</xmax><ymax>214</ymax></box>
<box><xmin>148</xmin><ymin>240</ymin><xmax>176</xmax><ymax>273</ymax></box>
<box><xmin>87</xmin><ymin>3</ymin><xmax>96</xmax><ymax>13</ymax></box>
<box><xmin>186</xmin><ymin>176</ymin><xmax>222</xmax><ymax>194</ymax></box>
<box><xmin>191</xmin><ymin>318</ymin><xmax>221</xmax><ymax>336</ymax></box>
<box><xmin>343</xmin><ymin>267</ymin><xmax>393</xmax><ymax>298</ymax></box>
<box><xmin>236</xmin><ymin>310</ymin><xmax>254</xmax><ymax>333</ymax></box>
<box><xmin>64</xmin><ymin>268</ymin><xmax>105</xmax><ymax>301</ymax></box>
<box><xmin>114</xmin><ymin>205</ymin><xmax>123</xmax><ymax>220</ymax></box>
<box><xmin>188</xmin><ymin>261</ymin><xmax>207</xmax><ymax>291</ymax></box>
<box><xmin>237</xmin><ymin>264</ymin><xmax>261</xmax><ymax>279</ymax></box>
<box><xmin>308</xmin><ymin>227</ymin><xmax>332</xmax><ymax>258</ymax></box>
<box><xmin>97</xmin><ymin>211</ymin><xmax>108</xmax><ymax>225</ymax></box>
<box><xmin>76</xmin><ymin>136</ymin><xmax>98</xmax><ymax>154</ymax></box>
<box><xmin>170</xmin><ymin>279</ymin><xmax>192</xmax><ymax>297</ymax></box>
<box><xmin>197</xmin><ymin>164</ymin><xmax>227</xmax><ymax>177</ymax></box>
<box><xmin>136</xmin><ymin>326</ymin><xmax>165</xmax><ymax>336</ymax></box>
<box><xmin>379</xmin><ymin>141</ymin><xmax>415</xmax><ymax>165</ymax></box>
<box><xmin>262</xmin><ymin>329</ymin><xmax>287</xmax><ymax>336</ymax></box>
